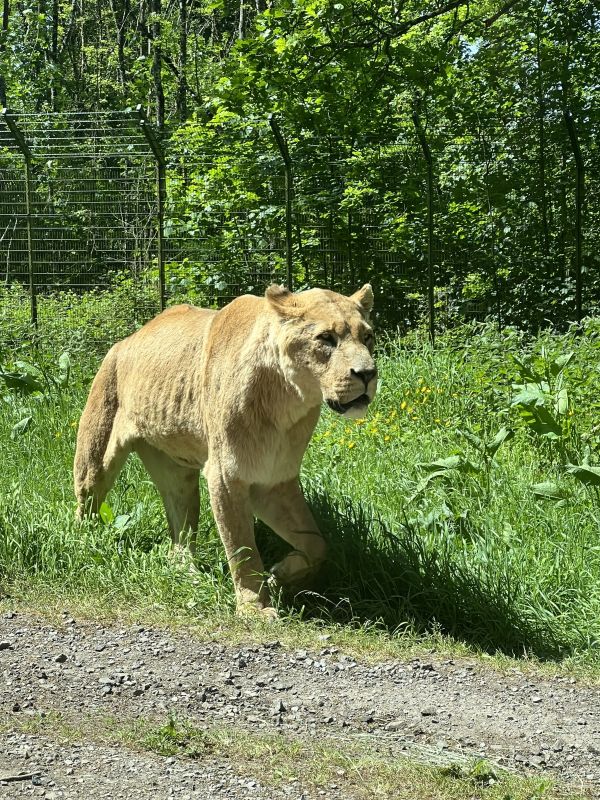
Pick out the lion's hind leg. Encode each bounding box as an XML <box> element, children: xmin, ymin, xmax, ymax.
<box><xmin>135</xmin><ymin>442</ymin><xmax>200</xmax><ymax>558</ymax></box>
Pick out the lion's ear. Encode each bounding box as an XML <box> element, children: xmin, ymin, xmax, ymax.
<box><xmin>350</xmin><ymin>284</ymin><xmax>374</xmax><ymax>316</ymax></box>
<box><xmin>265</xmin><ymin>284</ymin><xmax>297</xmax><ymax>315</ymax></box>
<box><xmin>266</xmin><ymin>284</ymin><xmax>291</xmax><ymax>302</ymax></box>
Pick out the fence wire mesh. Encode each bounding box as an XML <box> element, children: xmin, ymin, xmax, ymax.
<box><xmin>0</xmin><ymin>110</ymin><xmax>162</xmax><ymax>348</ymax></box>
<box><xmin>0</xmin><ymin>109</ymin><xmax>598</xmax><ymax>350</ymax></box>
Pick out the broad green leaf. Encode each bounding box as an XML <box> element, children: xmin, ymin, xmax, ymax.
<box><xmin>511</xmin><ymin>383</ymin><xmax>546</xmax><ymax>407</ymax></box>
<box><xmin>0</xmin><ymin>368</ymin><xmax>45</xmax><ymax>394</ymax></box>
<box><xmin>409</xmin><ymin>469</ymin><xmax>454</xmax><ymax>502</ymax></box>
<box><xmin>421</xmin><ymin>455</ymin><xmax>480</xmax><ymax>474</ymax></box>
<box><xmin>457</xmin><ymin>429</ymin><xmax>484</xmax><ymax>449</ymax></box>
<box><xmin>114</xmin><ymin>514</ymin><xmax>132</xmax><ymax>531</ymax></box>
<box><xmin>530</xmin><ymin>482</ymin><xmax>569</xmax><ymax>501</ymax></box>
<box><xmin>510</xmin><ymin>355</ymin><xmax>537</xmax><ymax>381</ymax></box>
<box><xmin>417</xmin><ymin>455</ymin><xmax>462</xmax><ymax>472</ymax></box>
<box><xmin>550</xmin><ymin>352</ymin><xmax>574</xmax><ymax>377</ymax></box>
<box><xmin>565</xmin><ymin>464</ymin><xmax>600</xmax><ymax>487</ymax></box>
<box><xmin>520</xmin><ymin>406</ymin><xmax>562</xmax><ymax>439</ymax></box>
<box><xmin>99</xmin><ymin>502</ymin><xmax>115</xmax><ymax>524</ymax></box>
<box><xmin>11</xmin><ymin>416</ymin><xmax>32</xmax><ymax>439</ymax></box>
<box><xmin>57</xmin><ymin>352</ymin><xmax>71</xmax><ymax>389</ymax></box>
<box><xmin>486</xmin><ymin>427</ymin><xmax>514</xmax><ymax>457</ymax></box>
<box><xmin>555</xmin><ymin>387</ymin><xmax>569</xmax><ymax>416</ymax></box>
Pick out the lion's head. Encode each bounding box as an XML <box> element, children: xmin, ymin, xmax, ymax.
<box><xmin>266</xmin><ymin>284</ymin><xmax>378</xmax><ymax>419</ymax></box>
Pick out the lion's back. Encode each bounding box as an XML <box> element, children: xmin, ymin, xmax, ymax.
<box><xmin>107</xmin><ymin>297</ymin><xmax>267</xmax><ymax>435</ymax></box>
<box><xmin>115</xmin><ymin>303</ymin><xmax>214</xmax><ymax>358</ymax></box>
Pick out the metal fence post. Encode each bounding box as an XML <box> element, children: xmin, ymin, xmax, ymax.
<box><xmin>135</xmin><ymin>105</ymin><xmax>167</xmax><ymax>311</ymax></box>
<box><xmin>347</xmin><ymin>211</ymin><xmax>355</xmax><ymax>288</ymax></box>
<box><xmin>478</xmin><ymin>124</ymin><xmax>502</xmax><ymax>330</ymax></box>
<box><xmin>412</xmin><ymin>111</ymin><xmax>435</xmax><ymax>345</ymax></box>
<box><xmin>2</xmin><ymin>109</ymin><xmax>36</xmax><ymax>325</ymax></box>
<box><xmin>565</xmin><ymin>110</ymin><xmax>584</xmax><ymax>324</ymax></box>
<box><xmin>269</xmin><ymin>115</ymin><xmax>294</xmax><ymax>291</ymax></box>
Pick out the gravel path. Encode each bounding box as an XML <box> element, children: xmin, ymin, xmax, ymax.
<box><xmin>1</xmin><ymin>611</ymin><xmax>599</xmax><ymax>798</ymax></box>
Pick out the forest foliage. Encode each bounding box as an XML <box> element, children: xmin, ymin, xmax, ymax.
<box><xmin>0</xmin><ymin>0</ymin><xmax>599</xmax><ymax>327</ymax></box>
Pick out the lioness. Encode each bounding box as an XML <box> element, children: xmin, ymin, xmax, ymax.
<box><xmin>74</xmin><ymin>284</ymin><xmax>377</xmax><ymax>618</ymax></box>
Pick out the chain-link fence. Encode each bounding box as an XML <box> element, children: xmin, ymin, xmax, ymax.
<box><xmin>0</xmin><ymin>109</ymin><xmax>163</xmax><ymax>349</ymax></box>
<box><xmin>0</xmin><ymin>108</ymin><xmax>597</xmax><ymax>350</ymax></box>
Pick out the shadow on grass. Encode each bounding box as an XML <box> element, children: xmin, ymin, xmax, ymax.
<box><xmin>257</xmin><ymin>487</ymin><xmax>574</xmax><ymax>661</ymax></box>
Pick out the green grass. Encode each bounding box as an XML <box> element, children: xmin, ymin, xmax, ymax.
<box><xmin>4</xmin><ymin>298</ymin><xmax>600</xmax><ymax>672</ymax></box>
<box><xmin>1</xmin><ymin>710</ymin><xmax>587</xmax><ymax>800</ymax></box>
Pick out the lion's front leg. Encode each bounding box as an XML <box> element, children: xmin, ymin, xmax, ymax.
<box><xmin>205</xmin><ymin>466</ymin><xmax>275</xmax><ymax>619</ymax></box>
<box><xmin>251</xmin><ymin>479</ymin><xmax>327</xmax><ymax>590</ymax></box>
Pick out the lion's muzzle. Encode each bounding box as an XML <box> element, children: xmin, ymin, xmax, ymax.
<box><xmin>326</xmin><ymin>393</ymin><xmax>372</xmax><ymax>418</ymax></box>
<box><xmin>328</xmin><ymin>360</ymin><xmax>377</xmax><ymax>418</ymax></box>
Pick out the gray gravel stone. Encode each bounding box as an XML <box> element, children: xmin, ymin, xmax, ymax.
<box><xmin>1</xmin><ymin>613</ymin><xmax>599</xmax><ymax>798</ymax></box>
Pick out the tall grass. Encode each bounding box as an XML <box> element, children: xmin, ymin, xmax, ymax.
<box><xmin>3</xmin><ymin>305</ymin><xmax>600</xmax><ymax>664</ymax></box>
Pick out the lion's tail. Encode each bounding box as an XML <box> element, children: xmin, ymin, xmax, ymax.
<box><xmin>73</xmin><ymin>345</ymin><xmax>120</xmax><ymax>517</ymax></box>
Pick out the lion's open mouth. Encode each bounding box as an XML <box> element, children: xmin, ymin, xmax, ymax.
<box><xmin>326</xmin><ymin>394</ymin><xmax>371</xmax><ymax>415</ymax></box>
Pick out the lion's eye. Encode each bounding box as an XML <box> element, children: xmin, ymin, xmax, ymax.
<box><xmin>364</xmin><ymin>332</ymin><xmax>374</xmax><ymax>348</ymax></box>
<box><xmin>317</xmin><ymin>332</ymin><xmax>337</xmax><ymax>347</ymax></box>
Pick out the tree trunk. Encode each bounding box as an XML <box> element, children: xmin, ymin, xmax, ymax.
<box><xmin>50</xmin><ymin>0</ymin><xmax>59</xmax><ymax>108</ymax></box>
<box><xmin>535</xmin><ymin>18</ymin><xmax>549</xmax><ymax>256</ymax></box>
<box><xmin>109</xmin><ymin>0</ymin><xmax>129</xmax><ymax>90</ymax></box>
<box><xmin>177</xmin><ymin>0</ymin><xmax>187</xmax><ymax>120</ymax></box>
<box><xmin>0</xmin><ymin>0</ymin><xmax>9</xmax><ymax>108</ymax></box>
<box><xmin>560</xmin><ymin>35</ymin><xmax>572</xmax><ymax>277</ymax></box>
<box><xmin>238</xmin><ymin>0</ymin><xmax>244</xmax><ymax>39</ymax></box>
<box><xmin>152</xmin><ymin>0</ymin><xmax>164</xmax><ymax>128</ymax></box>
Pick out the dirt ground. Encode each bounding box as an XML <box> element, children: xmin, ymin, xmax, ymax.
<box><xmin>1</xmin><ymin>611</ymin><xmax>599</xmax><ymax>799</ymax></box>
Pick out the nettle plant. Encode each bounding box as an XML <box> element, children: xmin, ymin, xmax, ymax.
<box><xmin>510</xmin><ymin>348</ymin><xmax>600</xmax><ymax>503</ymax></box>
<box><xmin>0</xmin><ymin>351</ymin><xmax>71</xmax><ymax>439</ymax></box>
<box><xmin>411</xmin><ymin>426</ymin><xmax>514</xmax><ymax>504</ymax></box>
<box><xmin>406</xmin><ymin>424</ymin><xmax>515</xmax><ymax>544</ymax></box>
<box><xmin>510</xmin><ymin>348</ymin><xmax>574</xmax><ymax>462</ymax></box>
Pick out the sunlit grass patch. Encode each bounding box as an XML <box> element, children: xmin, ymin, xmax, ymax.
<box><xmin>3</xmin><ymin>321</ymin><xmax>600</xmax><ymax>670</ymax></box>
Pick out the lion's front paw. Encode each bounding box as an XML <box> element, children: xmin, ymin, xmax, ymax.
<box><xmin>236</xmin><ymin>599</ymin><xmax>279</xmax><ymax>623</ymax></box>
<box><xmin>259</xmin><ymin>606</ymin><xmax>280</xmax><ymax>623</ymax></box>
<box><xmin>270</xmin><ymin>550</ymin><xmax>324</xmax><ymax>591</ymax></box>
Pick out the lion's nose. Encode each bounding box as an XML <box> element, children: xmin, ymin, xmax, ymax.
<box><xmin>351</xmin><ymin>367</ymin><xmax>377</xmax><ymax>387</ymax></box>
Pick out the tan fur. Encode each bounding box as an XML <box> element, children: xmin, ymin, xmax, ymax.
<box><xmin>74</xmin><ymin>285</ymin><xmax>377</xmax><ymax>618</ymax></box>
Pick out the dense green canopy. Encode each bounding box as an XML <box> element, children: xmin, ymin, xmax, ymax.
<box><xmin>0</xmin><ymin>0</ymin><xmax>598</xmax><ymax>327</ymax></box>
